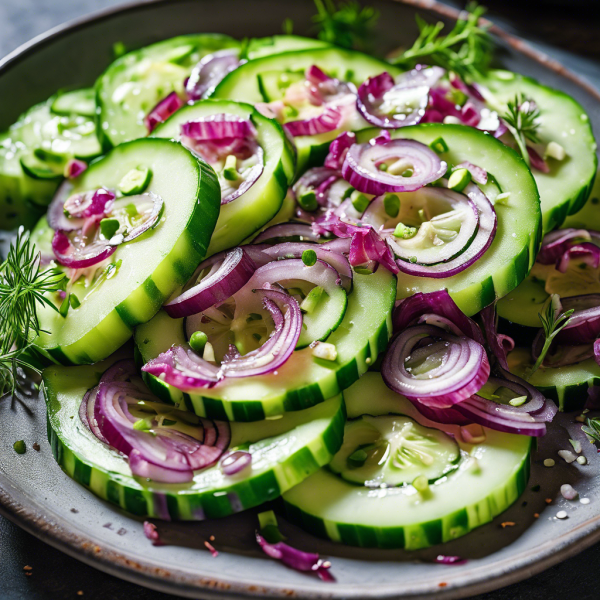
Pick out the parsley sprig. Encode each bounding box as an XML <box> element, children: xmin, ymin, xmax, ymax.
<box><xmin>502</xmin><ymin>93</ymin><xmax>541</xmax><ymax>166</ymax></box>
<box><xmin>312</xmin><ymin>0</ymin><xmax>380</xmax><ymax>52</ymax></box>
<box><xmin>391</xmin><ymin>3</ymin><xmax>492</xmax><ymax>81</ymax></box>
<box><xmin>0</xmin><ymin>228</ymin><xmax>64</xmax><ymax>399</ymax></box>
<box><xmin>528</xmin><ymin>295</ymin><xmax>574</xmax><ymax>378</ymax></box>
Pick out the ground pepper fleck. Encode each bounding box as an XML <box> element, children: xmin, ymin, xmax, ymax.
<box><xmin>32</xmin><ymin>442</ymin><xmax>40</xmax><ymax>451</ymax></box>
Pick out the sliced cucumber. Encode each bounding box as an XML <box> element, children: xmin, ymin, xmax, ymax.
<box><xmin>283</xmin><ymin>372</ymin><xmax>532</xmax><ymax>550</ymax></box>
<box><xmin>135</xmin><ymin>268</ymin><xmax>396</xmax><ymax>421</ymax></box>
<box><xmin>357</xmin><ymin>124</ymin><xmax>542</xmax><ymax>316</ymax></box>
<box><xmin>508</xmin><ymin>347</ymin><xmax>600</xmax><ymax>412</ymax></box>
<box><xmin>497</xmin><ymin>274</ymin><xmax>548</xmax><ymax>328</ymax></box>
<box><xmin>211</xmin><ymin>47</ymin><xmax>402</xmax><ymax>173</ymax></box>
<box><xmin>43</xmin><ymin>358</ymin><xmax>345</xmax><ymax>520</ymax></box>
<box><xmin>96</xmin><ymin>34</ymin><xmax>240</xmax><ymax>148</ymax></box>
<box><xmin>0</xmin><ymin>94</ymin><xmax>101</xmax><ymax>229</ymax></box>
<box><xmin>245</xmin><ymin>35</ymin><xmax>330</xmax><ymax>59</ymax></box>
<box><xmin>33</xmin><ymin>138</ymin><xmax>221</xmax><ymax>365</ymax></box>
<box><xmin>563</xmin><ymin>168</ymin><xmax>600</xmax><ymax>231</ymax></box>
<box><xmin>151</xmin><ymin>99</ymin><xmax>294</xmax><ymax>255</ymax></box>
<box><xmin>477</xmin><ymin>70</ymin><xmax>597</xmax><ymax>233</ymax></box>
<box><xmin>51</xmin><ymin>89</ymin><xmax>97</xmax><ymax>118</ymax></box>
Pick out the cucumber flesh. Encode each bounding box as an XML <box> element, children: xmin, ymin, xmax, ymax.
<box><xmin>135</xmin><ymin>268</ymin><xmax>396</xmax><ymax>421</ymax></box>
<box><xmin>212</xmin><ymin>47</ymin><xmax>402</xmax><ymax>173</ymax></box>
<box><xmin>151</xmin><ymin>100</ymin><xmax>294</xmax><ymax>255</ymax></box>
<box><xmin>51</xmin><ymin>89</ymin><xmax>97</xmax><ymax>118</ymax></box>
<box><xmin>33</xmin><ymin>138</ymin><xmax>221</xmax><ymax>365</ymax></box>
<box><xmin>497</xmin><ymin>274</ymin><xmax>548</xmax><ymax>328</ymax></box>
<box><xmin>508</xmin><ymin>347</ymin><xmax>600</xmax><ymax>412</ymax></box>
<box><xmin>245</xmin><ymin>35</ymin><xmax>330</xmax><ymax>60</ymax></box>
<box><xmin>562</xmin><ymin>168</ymin><xmax>600</xmax><ymax>231</ymax></box>
<box><xmin>357</xmin><ymin>124</ymin><xmax>542</xmax><ymax>316</ymax></box>
<box><xmin>96</xmin><ymin>34</ymin><xmax>240</xmax><ymax>148</ymax></box>
<box><xmin>328</xmin><ymin>415</ymin><xmax>460</xmax><ymax>486</ymax></box>
<box><xmin>477</xmin><ymin>70</ymin><xmax>597</xmax><ymax>233</ymax></box>
<box><xmin>283</xmin><ymin>372</ymin><xmax>532</xmax><ymax>550</ymax></box>
<box><xmin>43</xmin><ymin>358</ymin><xmax>346</xmax><ymax>520</ymax></box>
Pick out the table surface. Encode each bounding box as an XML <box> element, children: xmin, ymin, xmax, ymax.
<box><xmin>1</xmin><ymin>1</ymin><xmax>600</xmax><ymax>599</ymax></box>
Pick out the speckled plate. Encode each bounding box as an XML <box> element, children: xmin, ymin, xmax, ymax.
<box><xmin>1</xmin><ymin>1</ymin><xmax>600</xmax><ymax>598</ymax></box>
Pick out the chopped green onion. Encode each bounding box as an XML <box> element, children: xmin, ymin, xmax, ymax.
<box><xmin>412</xmin><ymin>475</ymin><xmax>429</xmax><ymax>493</ymax></box>
<box><xmin>448</xmin><ymin>168</ymin><xmax>472</xmax><ymax>192</ymax></box>
<box><xmin>69</xmin><ymin>293</ymin><xmax>81</xmax><ymax>309</ymax></box>
<box><xmin>301</xmin><ymin>249</ymin><xmax>317</xmax><ymax>267</ymax></box>
<box><xmin>223</xmin><ymin>155</ymin><xmax>239</xmax><ymax>181</ymax></box>
<box><xmin>133</xmin><ymin>418</ymin><xmax>152</xmax><ymax>431</ymax></box>
<box><xmin>298</xmin><ymin>190</ymin><xmax>318</xmax><ymax>212</ymax></box>
<box><xmin>429</xmin><ymin>137</ymin><xmax>449</xmax><ymax>154</ymax></box>
<box><xmin>190</xmin><ymin>331</ymin><xmax>208</xmax><ymax>354</ymax></box>
<box><xmin>100</xmin><ymin>217</ymin><xmax>120</xmax><ymax>240</ymax></box>
<box><xmin>301</xmin><ymin>286</ymin><xmax>325</xmax><ymax>313</ymax></box>
<box><xmin>13</xmin><ymin>440</ymin><xmax>26</xmax><ymax>454</ymax></box>
<box><xmin>383</xmin><ymin>193</ymin><xmax>400</xmax><ymax>218</ymax></box>
<box><xmin>393</xmin><ymin>223</ymin><xmax>417</xmax><ymax>239</ymax></box>
<box><xmin>118</xmin><ymin>166</ymin><xmax>152</xmax><ymax>195</ymax></box>
<box><xmin>351</xmin><ymin>190</ymin><xmax>370</xmax><ymax>213</ymax></box>
<box><xmin>59</xmin><ymin>294</ymin><xmax>71</xmax><ymax>318</ymax></box>
<box><xmin>509</xmin><ymin>395</ymin><xmax>527</xmax><ymax>407</ymax></box>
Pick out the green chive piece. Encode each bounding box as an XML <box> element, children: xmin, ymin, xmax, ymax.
<box><xmin>223</xmin><ymin>155</ymin><xmax>239</xmax><ymax>181</ymax></box>
<box><xmin>59</xmin><ymin>294</ymin><xmax>70</xmax><ymax>318</ymax></box>
<box><xmin>298</xmin><ymin>190</ymin><xmax>318</xmax><ymax>212</ymax></box>
<box><xmin>430</xmin><ymin>137</ymin><xmax>449</xmax><ymax>154</ymax></box>
<box><xmin>448</xmin><ymin>168</ymin><xmax>472</xmax><ymax>192</ymax></box>
<box><xmin>351</xmin><ymin>190</ymin><xmax>370</xmax><ymax>213</ymax></box>
<box><xmin>118</xmin><ymin>166</ymin><xmax>152</xmax><ymax>195</ymax></box>
<box><xmin>300</xmin><ymin>286</ymin><xmax>325</xmax><ymax>313</ymax></box>
<box><xmin>258</xmin><ymin>510</ymin><xmax>286</xmax><ymax>543</ymax></box>
<box><xmin>412</xmin><ymin>475</ymin><xmax>430</xmax><ymax>493</ymax></box>
<box><xmin>246</xmin><ymin>313</ymin><xmax>263</xmax><ymax>322</ymax></box>
<box><xmin>125</xmin><ymin>203</ymin><xmax>138</xmax><ymax>218</ymax></box>
<box><xmin>409</xmin><ymin>256</ymin><xmax>418</xmax><ymax>264</ymax></box>
<box><xmin>190</xmin><ymin>331</ymin><xmax>208</xmax><ymax>354</ymax></box>
<box><xmin>133</xmin><ymin>418</ymin><xmax>152</xmax><ymax>431</ymax></box>
<box><xmin>69</xmin><ymin>293</ymin><xmax>81</xmax><ymax>309</ymax></box>
<box><xmin>383</xmin><ymin>193</ymin><xmax>400</xmax><ymax>218</ymax></box>
<box><xmin>378</xmin><ymin>163</ymin><xmax>388</xmax><ymax>171</ymax></box>
<box><xmin>348</xmin><ymin>448</ymin><xmax>368</xmax><ymax>467</ymax></box>
<box><xmin>100</xmin><ymin>218</ymin><xmax>120</xmax><ymax>240</ymax></box>
<box><xmin>13</xmin><ymin>440</ymin><xmax>26</xmax><ymax>454</ymax></box>
<box><xmin>509</xmin><ymin>395</ymin><xmax>527</xmax><ymax>407</ymax></box>
<box><xmin>393</xmin><ymin>223</ymin><xmax>417</xmax><ymax>239</ymax></box>
<box><xmin>302</xmin><ymin>249</ymin><xmax>317</xmax><ymax>267</ymax></box>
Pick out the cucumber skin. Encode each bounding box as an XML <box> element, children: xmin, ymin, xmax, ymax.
<box><xmin>282</xmin><ymin>450</ymin><xmax>530</xmax><ymax>549</ymax></box>
<box><xmin>36</xmin><ymin>140</ymin><xmax>221</xmax><ymax>365</ymax></box>
<box><xmin>44</xmin><ymin>382</ymin><xmax>347</xmax><ymax>521</ymax></box>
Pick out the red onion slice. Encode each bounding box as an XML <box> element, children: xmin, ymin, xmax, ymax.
<box><xmin>164</xmin><ymin>247</ymin><xmax>257</xmax><ymax>318</ymax></box>
<box><xmin>48</xmin><ymin>181</ymin><xmax>82</xmax><ymax>231</ymax></box>
<box><xmin>456</xmin><ymin>161</ymin><xmax>488</xmax><ymax>185</ymax></box>
<box><xmin>527</xmin><ymin>146</ymin><xmax>550</xmax><ymax>173</ymax></box>
<box><xmin>537</xmin><ymin>228</ymin><xmax>595</xmax><ymax>264</ymax></box>
<box><xmin>256</xmin><ymin>533</ymin><xmax>334</xmax><ymax>582</ymax></box>
<box><xmin>63</xmin><ymin>188</ymin><xmax>115</xmax><ymax>219</ymax></box>
<box><xmin>220</xmin><ymin>450</ymin><xmax>252</xmax><ymax>475</ymax></box>
<box><xmin>284</xmin><ymin>105</ymin><xmax>343</xmax><ymax>137</ymax></box>
<box><xmin>253</xmin><ymin>222</ymin><xmax>321</xmax><ymax>244</ymax></box>
<box><xmin>479</xmin><ymin>303</ymin><xmax>512</xmax><ymax>369</ymax></box>
<box><xmin>185</xmin><ymin>49</ymin><xmax>242</xmax><ymax>100</ymax></box>
<box><xmin>144</xmin><ymin>92</ymin><xmax>185</xmax><ymax>133</ymax></box>
<box><xmin>406</xmin><ymin>396</ymin><xmax>472</xmax><ymax>425</ymax></box>
<box><xmin>65</xmin><ymin>159</ymin><xmax>87</xmax><ymax>179</ymax></box>
<box><xmin>391</xmin><ymin>182</ymin><xmax>497</xmax><ymax>278</ymax></box>
<box><xmin>221</xmin><ymin>145</ymin><xmax>264</xmax><ymax>205</ymax></box>
<box><xmin>393</xmin><ymin>290</ymin><xmax>485</xmax><ymax>345</ymax></box>
<box><xmin>324</xmin><ymin>132</ymin><xmax>356</xmax><ymax>170</ymax></box>
<box><xmin>382</xmin><ymin>324</ymin><xmax>490</xmax><ymax>408</ymax></box>
<box><xmin>341</xmin><ymin>138</ymin><xmax>447</xmax><ymax>195</ymax></box>
<box><xmin>357</xmin><ymin>72</ymin><xmax>429</xmax><ymax>129</ymax></box>
<box><xmin>119</xmin><ymin>192</ymin><xmax>164</xmax><ymax>243</ymax></box>
<box><xmin>181</xmin><ymin>114</ymin><xmax>256</xmax><ymax>141</ymax></box>
<box><xmin>52</xmin><ymin>229</ymin><xmax>116</xmax><ymax>269</ymax></box>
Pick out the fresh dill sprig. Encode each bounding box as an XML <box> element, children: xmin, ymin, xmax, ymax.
<box><xmin>0</xmin><ymin>228</ymin><xmax>64</xmax><ymax>398</ymax></box>
<box><xmin>312</xmin><ymin>0</ymin><xmax>380</xmax><ymax>52</ymax></box>
<box><xmin>528</xmin><ymin>294</ymin><xmax>574</xmax><ymax>378</ymax></box>
<box><xmin>582</xmin><ymin>417</ymin><xmax>600</xmax><ymax>445</ymax></box>
<box><xmin>391</xmin><ymin>3</ymin><xmax>492</xmax><ymax>81</ymax></box>
<box><xmin>502</xmin><ymin>93</ymin><xmax>541</xmax><ymax>166</ymax></box>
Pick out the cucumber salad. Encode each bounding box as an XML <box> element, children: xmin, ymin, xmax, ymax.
<box><xmin>1</xmin><ymin>1</ymin><xmax>599</xmax><ymax>580</ymax></box>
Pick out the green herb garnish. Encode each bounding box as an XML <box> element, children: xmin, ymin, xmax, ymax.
<box><xmin>582</xmin><ymin>417</ymin><xmax>600</xmax><ymax>445</ymax></box>
<box><xmin>502</xmin><ymin>94</ymin><xmax>541</xmax><ymax>166</ymax></box>
<box><xmin>312</xmin><ymin>0</ymin><xmax>380</xmax><ymax>51</ymax></box>
<box><xmin>528</xmin><ymin>295</ymin><xmax>574</xmax><ymax>378</ymax></box>
<box><xmin>1</xmin><ymin>228</ymin><xmax>65</xmax><ymax>399</ymax></box>
<box><xmin>392</xmin><ymin>3</ymin><xmax>492</xmax><ymax>81</ymax></box>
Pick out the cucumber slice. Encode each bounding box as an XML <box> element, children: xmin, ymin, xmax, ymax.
<box><xmin>43</xmin><ymin>358</ymin><xmax>346</xmax><ymax>520</ymax></box>
<box><xmin>357</xmin><ymin>124</ymin><xmax>542</xmax><ymax>316</ymax></box>
<box><xmin>497</xmin><ymin>274</ymin><xmax>548</xmax><ymax>328</ymax></box>
<box><xmin>211</xmin><ymin>47</ymin><xmax>402</xmax><ymax>173</ymax></box>
<box><xmin>283</xmin><ymin>372</ymin><xmax>532</xmax><ymax>550</ymax></box>
<box><xmin>135</xmin><ymin>268</ymin><xmax>396</xmax><ymax>421</ymax></box>
<box><xmin>245</xmin><ymin>35</ymin><xmax>330</xmax><ymax>59</ymax></box>
<box><xmin>0</xmin><ymin>95</ymin><xmax>101</xmax><ymax>229</ymax></box>
<box><xmin>328</xmin><ymin>415</ymin><xmax>460</xmax><ymax>486</ymax></box>
<box><xmin>562</xmin><ymin>168</ymin><xmax>600</xmax><ymax>231</ymax></box>
<box><xmin>477</xmin><ymin>70</ymin><xmax>597</xmax><ymax>233</ymax></box>
<box><xmin>33</xmin><ymin>138</ymin><xmax>221</xmax><ymax>365</ymax></box>
<box><xmin>96</xmin><ymin>34</ymin><xmax>240</xmax><ymax>148</ymax></box>
<box><xmin>257</xmin><ymin>70</ymin><xmax>304</xmax><ymax>102</ymax></box>
<box><xmin>508</xmin><ymin>347</ymin><xmax>600</xmax><ymax>412</ymax></box>
<box><xmin>51</xmin><ymin>89</ymin><xmax>97</xmax><ymax>118</ymax></box>
<box><xmin>151</xmin><ymin>100</ymin><xmax>294</xmax><ymax>255</ymax></box>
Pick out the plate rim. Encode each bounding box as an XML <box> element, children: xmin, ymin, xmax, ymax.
<box><xmin>1</xmin><ymin>0</ymin><xmax>600</xmax><ymax>597</ymax></box>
